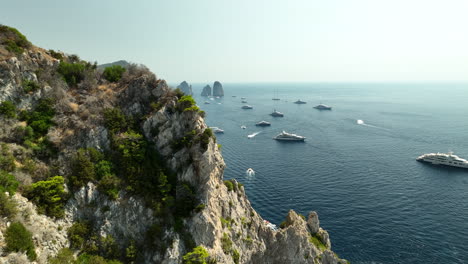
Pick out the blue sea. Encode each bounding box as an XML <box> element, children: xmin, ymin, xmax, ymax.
<box><xmin>191</xmin><ymin>83</ymin><xmax>468</xmax><ymax>264</ymax></box>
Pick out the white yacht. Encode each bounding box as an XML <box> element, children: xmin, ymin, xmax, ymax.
<box><xmin>241</xmin><ymin>100</ymin><xmax>248</xmax><ymax>103</ymax></box>
<box><xmin>210</xmin><ymin>127</ymin><xmax>224</xmax><ymax>134</ymax></box>
<box><xmin>246</xmin><ymin>168</ymin><xmax>255</xmax><ymax>176</ymax></box>
<box><xmin>294</xmin><ymin>99</ymin><xmax>307</xmax><ymax>104</ymax></box>
<box><xmin>417</xmin><ymin>152</ymin><xmax>468</xmax><ymax>169</ymax></box>
<box><xmin>273</xmin><ymin>131</ymin><xmax>305</xmax><ymax>141</ymax></box>
<box><xmin>255</xmin><ymin>121</ymin><xmax>271</xmax><ymax>127</ymax></box>
<box><xmin>204</xmin><ymin>101</ymin><xmax>210</xmax><ymax>104</ymax></box>
<box><xmin>241</xmin><ymin>125</ymin><xmax>246</xmax><ymax>129</ymax></box>
<box><xmin>270</xmin><ymin>109</ymin><xmax>284</xmax><ymax>117</ymax></box>
<box><xmin>314</xmin><ymin>104</ymin><xmax>332</xmax><ymax>110</ymax></box>
<box><xmin>242</xmin><ymin>105</ymin><xmax>253</xmax><ymax>109</ymax></box>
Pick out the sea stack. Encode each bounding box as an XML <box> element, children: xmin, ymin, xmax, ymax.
<box><xmin>212</xmin><ymin>81</ymin><xmax>224</xmax><ymax>96</ymax></box>
<box><xmin>201</xmin><ymin>84</ymin><xmax>211</xmax><ymax>96</ymax></box>
<box><xmin>177</xmin><ymin>81</ymin><xmax>193</xmax><ymax>95</ymax></box>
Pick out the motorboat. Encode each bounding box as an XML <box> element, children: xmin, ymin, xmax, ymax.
<box><xmin>209</xmin><ymin>127</ymin><xmax>224</xmax><ymax>134</ymax></box>
<box><xmin>246</xmin><ymin>168</ymin><xmax>255</xmax><ymax>176</ymax></box>
<box><xmin>255</xmin><ymin>121</ymin><xmax>271</xmax><ymax>127</ymax></box>
<box><xmin>241</xmin><ymin>100</ymin><xmax>248</xmax><ymax>103</ymax></box>
<box><xmin>241</xmin><ymin>125</ymin><xmax>246</xmax><ymax>129</ymax></box>
<box><xmin>314</xmin><ymin>104</ymin><xmax>332</xmax><ymax>110</ymax></box>
<box><xmin>204</xmin><ymin>101</ymin><xmax>210</xmax><ymax>104</ymax></box>
<box><xmin>270</xmin><ymin>109</ymin><xmax>284</xmax><ymax>117</ymax></box>
<box><xmin>242</xmin><ymin>105</ymin><xmax>253</xmax><ymax>109</ymax></box>
<box><xmin>294</xmin><ymin>100</ymin><xmax>307</xmax><ymax>104</ymax></box>
<box><xmin>273</xmin><ymin>131</ymin><xmax>305</xmax><ymax>141</ymax></box>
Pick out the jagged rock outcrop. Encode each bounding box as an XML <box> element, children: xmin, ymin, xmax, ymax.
<box><xmin>201</xmin><ymin>84</ymin><xmax>211</xmax><ymax>96</ymax></box>
<box><xmin>176</xmin><ymin>81</ymin><xmax>192</xmax><ymax>95</ymax></box>
<box><xmin>0</xmin><ymin>26</ymin><xmax>348</xmax><ymax>264</ymax></box>
<box><xmin>212</xmin><ymin>81</ymin><xmax>224</xmax><ymax>97</ymax></box>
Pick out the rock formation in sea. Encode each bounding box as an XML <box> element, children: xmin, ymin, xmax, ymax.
<box><xmin>176</xmin><ymin>81</ymin><xmax>193</xmax><ymax>95</ymax></box>
<box><xmin>201</xmin><ymin>84</ymin><xmax>211</xmax><ymax>96</ymax></box>
<box><xmin>212</xmin><ymin>81</ymin><xmax>224</xmax><ymax>97</ymax></box>
<box><xmin>0</xmin><ymin>25</ymin><xmax>348</xmax><ymax>264</ymax></box>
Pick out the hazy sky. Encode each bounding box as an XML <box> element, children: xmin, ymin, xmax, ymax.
<box><xmin>1</xmin><ymin>0</ymin><xmax>467</xmax><ymax>83</ymax></box>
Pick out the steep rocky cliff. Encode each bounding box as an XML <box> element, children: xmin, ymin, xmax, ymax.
<box><xmin>0</xmin><ymin>25</ymin><xmax>348</xmax><ymax>264</ymax></box>
<box><xmin>212</xmin><ymin>82</ymin><xmax>223</xmax><ymax>97</ymax></box>
<box><xmin>201</xmin><ymin>85</ymin><xmax>211</xmax><ymax>96</ymax></box>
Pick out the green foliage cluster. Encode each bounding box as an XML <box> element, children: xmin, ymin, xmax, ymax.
<box><xmin>0</xmin><ymin>100</ymin><xmax>16</xmax><ymax>118</ymax></box>
<box><xmin>182</xmin><ymin>246</ymin><xmax>215</xmax><ymax>264</ymax></box>
<box><xmin>20</xmin><ymin>98</ymin><xmax>55</xmax><ymax>138</ymax></box>
<box><xmin>0</xmin><ymin>25</ymin><xmax>31</xmax><ymax>55</ymax></box>
<box><xmin>103</xmin><ymin>65</ymin><xmax>126</xmax><ymax>82</ymax></box>
<box><xmin>68</xmin><ymin>221</ymin><xmax>124</xmax><ymax>263</ymax></box>
<box><xmin>25</xmin><ymin>176</ymin><xmax>67</xmax><ymax>218</ymax></box>
<box><xmin>4</xmin><ymin>222</ymin><xmax>37</xmax><ymax>261</ymax></box>
<box><xmin>57</xmin><ymin>61</ymin><xmax>86</xmax><ymax>86</ymax></box>
<box><xmin>176</xmin><ymin>95</ymin><xmax>199</xmax><ymax>113</ymax></box>
<box><xmin>48</xmin><ymin>49</ymin><xmax>63</xmax><ymax>60</ymax></box>
<box><xmin>309</xmin><ymin>234</ymin><xmax>327</xmax><ymax>251</ymax></box>
<box><xmin>220</xmin><ymin>217</ymin><xmax>235</xmax><ymax>229</ymax></box>
<box><xmin>224</xmin><ymin>180</ymin><xmax>234</xmax><ymax>192</ymax></box>
<box><xmin>221</xmin><ymin>233</ymin><xmax>233</xmax><ymax>254</ymax></box>
<box><xmin>49</xmin><ymin>248</ymin><xmax>75</xmax><ymax>264</ymax></box>
<box><xmin>22</xmin><ymin>79</ymin><xmax>40</xmax><ymax>93</ymax></box>
<box><xmin>103</xmin><ymin>108</ymin><xmax>128</xmax><ymax>133</ymax></box>
<box><xmin>0</xmin><ymin>143</ymin><xmax>16</xmax><ymax>172</ymax></box>
<box><xmin>0</xmin><ymin>170</ymin><xmax>19</xmax><ymax>194</ymax></box>
<box><xmin>200</xmin><ymin>128</ymin><xmax>214</xmax><ymax>151</ymax></box>
<box><xmin>171</xmin><ymin>127</ymin><xmax>214</xmax><ymax>153</ymax></box>
<box><xmin>175</xmin><ymin>182</ymin><xmax>197</xmax><ymax>218</ymax></box>
<box><xmin>0</xmin><ymin>191</ymin><xmax>17</xmax><ymax>218</ymax></box>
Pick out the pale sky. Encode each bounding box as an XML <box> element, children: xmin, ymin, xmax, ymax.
<box><xmin>1</xmin><ymin>0</ymin><xmax>467</xmax><ymax>83</ymax></box>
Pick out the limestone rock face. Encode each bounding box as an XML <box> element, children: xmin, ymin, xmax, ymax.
<box><xmin>201</xmin><ymin>84</ymin><xmax>211</xmax><ymax>96</ymax></box>
<box><xmin>212</xmin><ymin>81</ymin><xmax>224</xmax><ymax>96</ymax></box>
<box><xmin>307</xmin><ymin>211</ymin><xmax>320</xmax><ymax>234</ymax></box>
<box><xmin>177</xmin><ymin>81</ymin><xmax>193</xmax><ymax>95</ymax></box>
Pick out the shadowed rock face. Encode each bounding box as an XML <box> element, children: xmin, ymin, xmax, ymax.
<box><xmin>212</xmin><ymin>81</ymin><xmax>224</xmax><ymax>96</ymax></box>
<box><xmin>177</xmin><ymin>81</ymin><xmax>192</xmax><ymax>95</ymax></box>
<box><xmin>201</xmin><ymin>84</ymin><xmax>211</xmax><ymax>96</ymax></box>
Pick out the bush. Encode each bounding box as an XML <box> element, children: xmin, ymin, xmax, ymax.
<box><xmin>224</xmin><ymin>180</ymin><xmax>234</xmax><ymax>192</ymax></box>
<box><xmin>57</xmin><ymin>61</ymin><xmax>86</xmax><ymax>86</ymax></box>
<box><xmin>176</xmin><ymin>95</ymin><xmax>199</xmax><ymax>113</ymax></box>
<box><xmin>68</xmin><ymin>221</ymin><xmax>90</xmax><ymax>249</ymax></box>
<box><xmin>69</xmin><ymin>148</ymin><xmax>99</xmax><ymax>190</ymax></box>
<box><xmin>309</xmin><ymin>234</ymin><xmax>327</xmax><ymax>251</ymax></box>
<box><xmin>20</xmin><ymin>98</ymin><xmax>55</xmax><ymax>138</ymax></box>
<box><xmin>25</xmin><ymin>176</ymin><xmax>67</xmax><ymax>218</ymax></box>
<box><xmin>182</xmin><ymin>246</ymin><xmax>211</xmax><ymax>264</ymax></box>
<box><xmin>4</xmin><ymin>222</ymin><xmax>37</xmax><ymax>261</ymax></box>
<box><xmin>0</xmin><ymin>170</ymin><xmax>19</xmax><ymax>194</ymax></box>
<box><xmin>0</xmin><ymin>143</ymin><xmax>16</xmax><ymax>171</ymax></box>
<box><xmin>48</xmin><ymin>49</ymin><xmax>63</xmax><ymax>60</ymax></box>
<box><xmin>221</xmin><ymin>233</ymin><xmax>232</xmax><ymax>254</ymax></box>
<box><xmin>200</xmin><ymin>128</ymin><xmax>214</xmax><ymax>152</ymax></box>
<box><xmin>0</xmin><ymin>100</ymin><xmax>16</xmax><ymax>118</ymax></box>
<box><xmin>5</xmin><ymin>40</ymin><xmax>24</xmax><ymax>54</ymax></box>
<box><xmin>103</xmin><ymin>65</ymin><xmax>126</xmax><ymax>82</ymax></box>
<box><xmin>0</xmin><ymin>25</ymin><xmax>31</xmax><ymax>48</ymax></box>
<box><xmin>22</xmin><ymin>79</ymin><xmax>40</xmax><ymax>93</ymax></box>
<box><xmin>0</xmin><ymin>191</ymin><xmax>17</xmax><ymax>218</ymax></box>
<box><xmin>49</xmin><ymin>248</ymin><xmax>75</xmax><ymax>264</ymax></box>
<box><xmin>103</xmin><ymin>108</ymin><xmax>128</xmax><ymax>133</ymax></box>
<box><xmin>232</xmin><ymin>249</ymin><xmax>240</xmax><ymax>264</ymax></box>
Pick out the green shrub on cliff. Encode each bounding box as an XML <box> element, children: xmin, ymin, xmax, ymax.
<box><xmin>0</xmin><ymin>170</ymin><xmax>19</xmax><ymax>194</ymax></box>
<box><xmin>22</xmin><ymin>79</ymin><xmax>40</xmax><ymax>93</ymax></box>
<box><xmin>0</xmin><ymin>25</ymin><xmax>31</xmax><ymax>55</ymax></box>
<box><xmin>4</xmin><ymin>222</ymin><xmax>37</xmax><ymax>261</ymax></box>
<box><xmin>0</xmin><ymin>191</ymin><xmax>17</xmax><ymax>218</ymax></box>
<box><xmin>25</xmin><ymin>176</ymin><xmax>67</xmax><ymax>218</ymax></box>
<box><xmin>103</xmin><ymin>65</ymin><xmax>126</xmax><ymax>82</ymax></box>
<box><xmin>57</xmin><ymin>61</ymin><xmax>86</xmax><ymax>86</ymax></box>
<box><xmin>182</xmin><ymin>246</ymin><xmax>212</xmax><ymax>264</ymax></box>
<box><xmin>0</xmin><ymin>101</ymin><xmax>16</xmax><ymax>118</ymax></box>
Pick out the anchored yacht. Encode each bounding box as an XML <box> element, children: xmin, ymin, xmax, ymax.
<box><xmin>210</xmin><ymin>127</ymin><xmax>224</xmax><ymax>134</ymax></box>
<box><xmin>273</xmin><ymin>131</ymin><xmax>305</xmax><ymax>141</ymax></box>
<box><xmin>416</xmin><ymin>152</ymin><xmax>468</xmax><ymax>169</ymax></box>
<box><xmin>314</xmin><ymin>104</ymin><xmax>332</xmax><ymax>110</ymax></box>
<box><xmin>241</xmin><ymin>100</ymin><xmax>248</xmax><ymax>103</ymax></box>
<box><xmin>294</xmin><ymin>99</ymin><xmax>307</xmax><ymax>104</ymax></box>
<box><xmin>270</xmin><ymin>109</ymin><xmax>284</xmax><ymax>117</ymax></box>
<box><xmin>246</xmin><ymin>168</ymin><xmax>255</xmax><ymax>176</ymax></box>
<box><xmin>255</xmin><ymin>121</ymin><xmax>271</xmax><ymax>127</ymax></box>
<box><xmin>242</xmin><ymin>105</ymin><xmax>253</xmax><ymax>109</ymax></box>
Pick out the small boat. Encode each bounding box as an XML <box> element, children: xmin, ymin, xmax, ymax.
<box><xmin>314</xmin><ymin>104</ymin><xmax>332</xmax><ymax>110</ymax></box>
<box><xmin>204</xmin><ymin>101</ymin><xmax>210</xmax><ymax>104</ymax></box>
<box><xmin>215</xmin><ymin>96</ymin><xmax>220</xmax><ymax>99</ymax></box>
<box><xmin>264</xmin><ymin>220</ymin><xmax>278</xmax><ymax>231</ymax></box>
<box><xmin>255</xmin><ymin>121</ymin><xmax>271</xmax><ymax>127</ymax></box>
<box><xmin>232</xmin><ymin>95</ymin><xmax>237</xmax><ymax>97</ymax></box>
<box><xmin>246</xmin><ymin>168</ymin><xmax>255</xmax><ymax>176</ymax></box>
<box><xmin>210</xmin><ymin>127</ymin><xmax>224</xmax><ymax>134</ymax></box>
<box><xmin>241</xmin><ymin>97</ymin><xmax>246</xmax><ymax>99</ymax></box>
<box><xmin>242</xmin><ymin>105</ymin><xmax>253</xmax><ymax>109</ymax></box>
<box><xmin>241</xmin><ymin>125</ymin><xmax>246</xmax><ymax>129</ymax></box>
<box><xmin>241</xmin><ymin>100</ymin><xmax>248</xmax><ymax>103</ymax></box>
<box><xmin>294</xmin><ymin>100</ymin><xmax>307</xmax><ymax>104</ymax></box>
<box><xmin>270</xmin><ymin>109</ymin><xmax>284</xmax><ymax>117</ymax></box>
<box><xmin>273</xmin><ymin>131</ymin><xmax>305</xmax><ymax>141</ymax></box>
<box><xmin>272</xmin><ymin>98</ymin><xmax>280</xmax><ymax>101</ymax></box>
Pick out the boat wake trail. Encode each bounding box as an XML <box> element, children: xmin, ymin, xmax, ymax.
<box><xmin>357</xmin><ymin>119</ymin><xmax>389</xmax><ymax>130</ymax></box>
<box><xmin>247</xmin><ymin>131</ymin><xmax>261</xmax><ymax>138</ymax></box>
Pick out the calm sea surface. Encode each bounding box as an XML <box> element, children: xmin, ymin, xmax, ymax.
<box><xmin>190</xmin><ymin>83</ymin><xmax>468</xmax><ymax>264</ymax></box>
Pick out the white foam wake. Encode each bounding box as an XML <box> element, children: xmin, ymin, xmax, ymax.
<box><xmin>357</xmin><ymin>119</ymin><xmax>389</xmax><ymax>130</ymax></box>
<box><xmin>247</xmin><ymin>131</ymin><xmax>261</xmax><ymax>138</ymax></box>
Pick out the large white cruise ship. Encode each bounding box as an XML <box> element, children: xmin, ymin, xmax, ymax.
<box><xmin>416</xmin><ymin>152</ymin><xmax>468</xmax><ymax>169</ymax></box>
